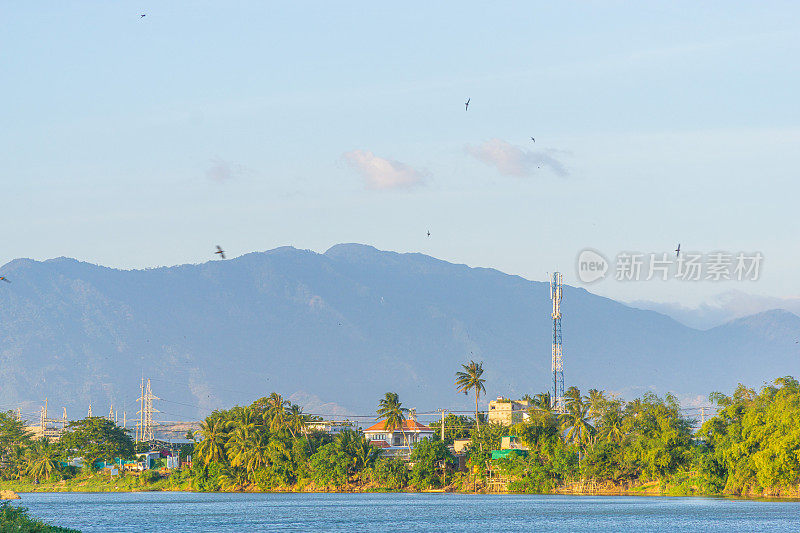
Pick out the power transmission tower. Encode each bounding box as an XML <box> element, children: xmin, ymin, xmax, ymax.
<box><xmin>550</xmin><ymin>272</ymin><xmax>565</xmax><ymax>413</ymax></box>
<box><xmin>136</xmin><ymin>378</ymin><xmax>160</xmax><ymax>443</ymax></box>
<box><xmin>38</xmin><ymin>399</ymin><xmax>68</xmax><ymax>440</ymax></box>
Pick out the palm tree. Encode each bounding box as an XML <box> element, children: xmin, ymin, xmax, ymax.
<box><xmin>532</xmin><ymin>391</ymin><xmax>552</xmax><ymax>411</ymax></box>
<box><xmin>376</xmin><ymin>392</ymin><xmax>409</xmax><ymax>445</ymax></box>
<box><xmin>197</xmin><ymin>412</ymin><xmax>228</xmax><ymax>466</ymax></box>
<box><xmin>455</xmin><ymin>360</ymin><xmax>486</xmax><ymax>431</ymax></box>
<box><xmin>26</xmin><ymin>438</ymin><xmax>58</xmax><ymax>482</ymax></box>
<box><xmin>585</xmin><ymin>389</ymin><xmax>607</xmax><ymax>424</ymax></box>
<box><xmin>352</xmin><ymin>437</ymin><xmax>383</xmax><ymax>484</ymax></box>
<box><xmin>265</xmin><ymin>393</ymin><xmax>289</xmax><ymax>432</ymax></box>
<box><xmin>286</xmin><ymin>404</ymin><xmax>307</xmax><ymax>439</ymax></box>
<box><xmin>559</xmin><ymin>388</ymin><xmax>594</xmax><ymax>470</ymax></box>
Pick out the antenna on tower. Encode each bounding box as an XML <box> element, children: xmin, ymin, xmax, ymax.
<box><xmin>550</xmin><ymin>272</ymin><xmax>565</xmax><ymax>413</ymax></box>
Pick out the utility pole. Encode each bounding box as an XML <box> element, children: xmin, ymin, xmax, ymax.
<box><xmin>436</xmin><ymin>409</ymin><xmax>447</xmax><ymax>441</ymax></box>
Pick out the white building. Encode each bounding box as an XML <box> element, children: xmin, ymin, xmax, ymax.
<box><xmin>305</xmin><ymin>420</ymin><xmax>356</xmax><ymax>436</ymax></box>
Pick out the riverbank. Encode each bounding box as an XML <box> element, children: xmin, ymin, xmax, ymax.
<box><xmin>4</xmin><ymin>477</ymin><xmax>800</xmax><ymax>500</ymax></box>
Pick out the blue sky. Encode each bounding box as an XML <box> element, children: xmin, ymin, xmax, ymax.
<box><xmin>2</xmin><ymin>1</ymin><xmax>799</xmax><ymax>307</ymax></box>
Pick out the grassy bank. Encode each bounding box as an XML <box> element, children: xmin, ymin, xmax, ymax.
<box><xmin>0</xmin><ymin>501</ymin><xmax>80</xmax><ymax>532</ymax></box>
<box><xmin>5</xmin><ymin>472</ymin><xmax>800</xmax><ymax>499</ymax></box>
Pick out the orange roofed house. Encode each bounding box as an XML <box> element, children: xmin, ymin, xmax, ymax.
<box><xmin>364</xmin><ymin>419</ymin><xmax>435</xmax><ymax>452</ymax></box>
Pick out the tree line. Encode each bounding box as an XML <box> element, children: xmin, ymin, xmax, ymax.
<box><xmin>2</xmin><ymin>367</ymin><xmax>800</xmax><ymax>496</ymax></box>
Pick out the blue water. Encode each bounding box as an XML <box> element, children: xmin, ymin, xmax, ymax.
<box><xmin>11</xmin><ymin>492</ymin><xmax>800</xmax><ymax>532</ymax></box>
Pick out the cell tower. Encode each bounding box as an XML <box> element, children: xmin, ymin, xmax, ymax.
<box><xmin>136</xmin><ymin>378</ymin><xmax>160</xmax><ymax>442</ymax></box>
<box><xmin>550</xmin><ymin>272</ymin><xmax>565</xmax><ymax>413</ymax></box>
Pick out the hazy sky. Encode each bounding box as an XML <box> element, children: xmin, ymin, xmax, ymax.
<box><xmin>3</xmin><ymin>2</ymin><xmax>799</xmax><ymax>305</ymax></box>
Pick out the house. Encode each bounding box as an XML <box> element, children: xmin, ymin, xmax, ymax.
<box><xmin>364</xmin><ymin>419</ymin><xmax>434</xmax><ymax>456</ymax></box>
<box><xmin>305</xmin><ymin>420</ymin><xmax>356</xmax><ymax>436</ymax></box>
<box><xmin>488</xmin><ymin>397</ymin><xmax>530</xmax><ymax>426</ymax></box>
<box><xmin>453</xmin><ymin>439</ymin><xmax>471</xmax><ymax>454</ymax></box>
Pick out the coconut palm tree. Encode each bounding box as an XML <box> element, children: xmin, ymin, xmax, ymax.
<box><xmin>352</xmin><ymin>437</ymin><xmax>383</xmax><ymax>484</ymax></box>
<box><xmin>532</xmin><ymin>391</ymin><xmax>553</xmax><ymax>411</ymax></box>
<box><xmin>286</xmin><ymin>403</ymin><xmax>307</xmax><ymax>439</ymax></box>
<box><xmin>559</xmin><ymin>388</ymin><xmax>594</xmax><ymax>469</ymax></box>
<box><xmin>377</xmin><ymin>392</ymin><xmax>409</xmax><ymax>445</ymax></box>
<box><xmin>265</xmin><ymin>393</ymin><xmax>290</xmax><ymax>432</ymax></box>
<box><xmin>197</xmin><ymin>413</ymin><xmax>228</xmax><ymax>465</ymax></box>
<box><xmin>455</xmin><ymin>360</ymin><xmax>486</xmax><ymax>431</ymax></box>
<box><xmin>26</xmin><ymin>438</ymin><xmax>58</xmax><ymax>482</ymax></box>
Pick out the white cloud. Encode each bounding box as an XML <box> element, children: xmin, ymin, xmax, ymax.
<box><xmin>466</xmin><ymin>138</ymin><xmax>568</xmax><ymax>177</ymax></box>
<box><xmin>343</xmin><ymin>150</ymin><xmax>425</xmax><ymax>190</ymax></box>
<box><xmin>206</xmin><ymin>158</ymin><xmax>247</xmax><ymax>182</ymax></box>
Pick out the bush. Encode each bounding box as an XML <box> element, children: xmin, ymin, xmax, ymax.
<box><xmin>0</xmin><ymin>501</ymin><xmax>80</xmax><ymax>532</ymax></box>
<box><xmin>139</xmin><ymin>469</ymin><xmax>160</xmax><ymax>485</ymax></box>
<box><xmin>371</xmin><ymin>458</ymin><xmax>408</xmax><ymax>489</ymax></box>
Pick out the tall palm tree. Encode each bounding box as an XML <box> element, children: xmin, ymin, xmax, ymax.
<box><xmin>377</xmin><ymin>392</ymin><xmax>409</xmax><ymax>445</ymax></box>
<box><xmin>286</xmin><ymin>403</ymin><xmax>307</xmax><ymax>439</ymax></box>
<box><xmin>265</xmin><ymin>393</ymin><xmax>289</xmax><ymax>432</ymax></box>
<box><xmin>585</xmin><ymin>389</ymin><xmax>607</xmax><ymax>425</ymax></box>
<box><xmin>455</xmin><ymin>360</ymin><xmax>486</xmax><ymax>431</ymax></box>
<box><xmin>197</xmin><ymin>412</ymin><xmax>228</xmax><ymax>466</ymax></box>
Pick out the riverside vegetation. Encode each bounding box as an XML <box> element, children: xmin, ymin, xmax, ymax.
<box><xmin>3</xmin><ymin>371</ymin><xmax>800</xmax><ymax>497</ymax></box>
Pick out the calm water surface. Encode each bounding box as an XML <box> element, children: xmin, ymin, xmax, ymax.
<box><xmin>13</xmin><ymin>492</ymin><xmax>800</xmax><ymax>532</ymax></box>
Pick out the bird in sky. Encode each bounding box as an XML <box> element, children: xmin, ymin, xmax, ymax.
<box><xmin>465</xmin><ymin>98</ymin><xmax>470</xmax><ymax>111</ymax></box>
<box><xmin>215</xmin><ymin>245</ymin><xmax>226</xmax><ymax>259</ymax></box>
<box><xmin>0</xmin><ymin>276</ymin><xmax>9</xmax><ymax>283</ymax></box>
<box><xmin>427</xmin><ymin>230</ymin><xmax>431</xmax><ymax>237</ymax></box>
<box><xmin>140</xmin><ymin>14</ymin><xmax>146</xmax><ymax>18</ymax></box>
<box><xmin>675</xmin><ymin>243</ymin><xmax>681</xmax><ymax>257</ymax></box>
<box><xmin>530</xmin><ymin>137</ymin><xmax>535</xmax><ymax>142</ymax></box>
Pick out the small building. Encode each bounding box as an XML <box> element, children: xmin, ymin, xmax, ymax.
<box><xmin>305</xmin><ymin>420</ymin><xmax>357</xmax><ymax>436</ymax></box>
<box><xmin>500</xmin><ymin>435</ymin><xmax>528</xmax><ymax>450</ymax></box>
<box><xmin>136</xmin><ymin>451</ymin><xmax>161</xmax><ymax>470</ymax></box>
<box><xmin>453</xmin><ymin>439</ymin><xmax>471</xmax><ymax>454</ymax></box>
<box><xmin>488</xmin><ymin>397</ymin><xmax>530</xmax><ymax>426</ymax></box>
<box><xmin>364</xmin><ymin>419</ymin><xmax>434</xmax><ymax>457</ymax></box>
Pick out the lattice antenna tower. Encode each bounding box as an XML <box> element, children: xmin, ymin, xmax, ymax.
<box><xmin>136</xmin><ymin>378</ymin><xmax>160</xmax><ymax>442</ymax></box>
<box><xmin>550</xmin><ymin>272</ymin><xmax>565</xmax><ymax>413</ymax></box>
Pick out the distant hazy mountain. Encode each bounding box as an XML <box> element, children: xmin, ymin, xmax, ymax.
<box><xmin>0</xmin><ymin>244</ymin><xmax>798</xmax><ymax>424</ymax></box>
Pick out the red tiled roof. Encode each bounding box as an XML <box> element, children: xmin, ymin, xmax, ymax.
<box><xmin>369</xmin><ymin>440</ymin><xmax>390</xmax><ymax>448</ymax></box>
<box><xmin>364</xmin><ymin>419</ymin><xmax>433</xmax><ymax>432</ymax></box>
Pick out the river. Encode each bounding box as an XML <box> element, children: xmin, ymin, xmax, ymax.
<box><xmin>12</xmin><ymin>492</ymin><xmax>800</xmax><ymax>532</ymax></box>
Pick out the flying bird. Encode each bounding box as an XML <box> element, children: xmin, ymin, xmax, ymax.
<box><xmin>675</xmin><ymin>243</ymin><xmax>681</xmax><ymax>257</ymax></box>
<box><xmin>0</xmin><ymin>276</ymin><xmax>9</xmax><ymax>283</ymax></box>
<box><xmin>530</xmin><ymin>137</ymin><xmax>535</xmax><ymax>142</ymax></box>
<box><xmin>215</xmin><ymin>245</ymin><xmax>226</xmax><ymax>259</ymax></box>
<box><xmin>427</xmin><ymin>230</ymin><xmax>431</xmax><ymax>237</ymax></box>
<box><xmin>140</xmin><ymin>14</ymin><xmax>146</xmax><ymax>18</ymax></box>
<box><xmin>465</xmin><ymin>98</ymin><xmax>470</xmax><ymax>111</ymax></box>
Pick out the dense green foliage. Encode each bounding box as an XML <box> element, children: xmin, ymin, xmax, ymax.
<box><xmin>0</xmin><ymin>502</ymin><xmax>80</xmax><ymax>532</ymax></box>
<box><xmin>4</xmin><ymin>377</ymin><xmax>800</xmax><ymax>496</ymax></box>
<box><xmin>187</xmin><ymin>393</ymin><xmax>455</xmax><ymax>491</ymax></box>
<box><xmin>0</xmin><ymin>415</ymin><xmax>135</xmax><ymax>483</ymax></box>
<box><xmin>699</xmin><ymin>377</ymin><xmax>800</xmax><ymax>495</ymax></box>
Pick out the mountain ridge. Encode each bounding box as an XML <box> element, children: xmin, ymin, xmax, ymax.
<box><xmin>0</xmin><ymin>245</ymin><xmax>797</xmax><ymax>422</ymax></box>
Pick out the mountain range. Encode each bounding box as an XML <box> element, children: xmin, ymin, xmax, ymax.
<box><xmin>0</xmin><ymin>244</ymin><xmax>798</xmax><ymax>424</ymax></box>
